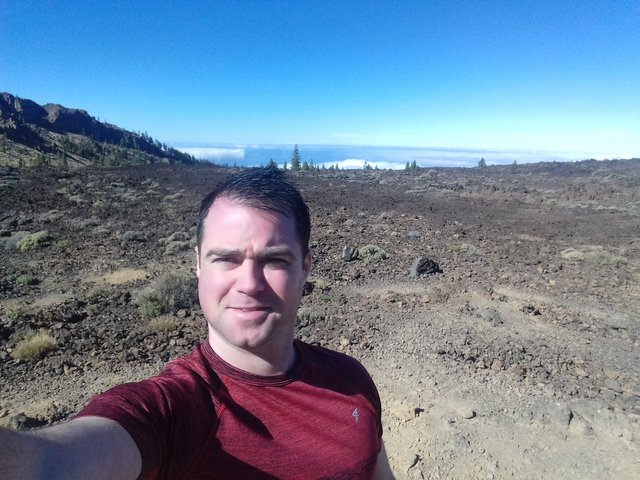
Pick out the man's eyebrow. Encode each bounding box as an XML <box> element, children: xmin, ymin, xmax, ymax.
<box><xmin>204</xmin><ymin>248</ymin><xmax>241</xmax><ymax>259</ymax></box>
<box><xmin>203</xmin><ymin>246</ymin><xmax>296</xmax><ymax>259</ymax></box>
<box><xmin>257</xmin><ymin>246</ymin><xmax>296</xmax><ymax>259</ymax></box>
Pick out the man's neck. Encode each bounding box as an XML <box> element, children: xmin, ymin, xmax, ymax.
<box><xmin>207</xmin><ymin>334</ymin><xmax>296</xmax><ymax>376</ymax></box>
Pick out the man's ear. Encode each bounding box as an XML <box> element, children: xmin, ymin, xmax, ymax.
<box><xmin>195</xmin><ymin>246</ymin><xmax>201</xmax><ymax>278</ymax></box>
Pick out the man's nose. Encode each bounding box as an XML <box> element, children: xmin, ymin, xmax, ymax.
<box><xmin>236</xmin><ymin>260</ymin><xmax>265</xmax><ymax>294</ymax></box>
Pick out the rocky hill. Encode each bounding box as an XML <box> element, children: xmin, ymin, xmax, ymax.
<box><xmin>0</xmin><ymin>92</ymin><xmax>196</xmax><ymax>167</ymax></box>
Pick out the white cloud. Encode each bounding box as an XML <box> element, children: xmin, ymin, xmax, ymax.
<box><xmin>178</xmin><ymin>147</ymin><xmax>245</xmax><ymax>161</ymax></box>
<box><xmin>318</xmin><ymin>158</ymin><xmax>407</xmax><ymax>170</ymax></box>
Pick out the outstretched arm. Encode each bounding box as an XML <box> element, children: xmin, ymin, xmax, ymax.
<box><xmin>1</xmin><ymin>416</ymin><xmax>141</xmax><ymax>480</ymax></box>
<box><xmin>374</xmin><ymin>440</ymin><xmax>395</xmax><ymax>480</ymax></box>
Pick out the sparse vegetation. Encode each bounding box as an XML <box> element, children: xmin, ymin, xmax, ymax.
<box><xmin>296</xmin><ymin>307</ymin><xmax>324</xmax><ymax>325</ymax></box>
<box><xmin>561</xmin><ymin>248</ymin><xmax>627</xmax><ymax>266</ymax></box>
<box><xmin>135</xmin><ymin>272</ymin><xmax>197</xmax><ymax>317</ymax></box>
<box><xmin>16</xmin><ymin>231</ymin><xmax>52</xmax><ymax>252</ymax></box>
<box><xmin>121</xmin><ymin>231</ymin><xmax>146</xmax><ymax>243</ymax></box>
<box><xmin>11</xmin><ymin>329</ymin><xmax>57</xmax><ymax>361</ymax></box>
<box><xmin>163</xmin><ymin>241</ymin><xmax>192</xmax><ymax>255</ymax></box>
<box><xmin>585</xmin><ymin>250</ymin><xmax>627</xmax><ymax>266</ymax></box>
<box><xmin>358</xmin><ymin>244</ymin><xmax>387</xmax><ymax>265</ymax></box>
<box><xmin>311</xmin><ymin>278</ymin><xmax>331</xmax><ymax>292</ymax></box>
<box><xmin>162</xmin><ymin>192</ymin><xmax>183</xmax><ymax>202</ymax></box>
<box><xmin>9</xmin><ymin>307</ymin><xmax>25</xmax><ymax>321</ymax></box>
<box><xmin>159</xmin><ymin>231</ymin><xmax>194</xmax><ymax>255</ymax></box>
<box><xmin>148</xmin><ymin>315</ymin><xmax>179</xmax><ymax>334</ymax></box>
<box><xmin>87</xmin><ymin>286</ymin><xmax>111</xmax><ymax>303</ymax></box>
<box><xmin>16</xmin><ymin>274</ymin><xmax>38</xmax><ymax>286</ymax></box>
<box><xmin>52</xmin><ymin>239</ymin><xmax>70</xmax><ymax>250</ymax></box>
<box><xmin>2</xmin><ymin>231</ymin><xmax>30</xmax><ymax>251</ymax></box>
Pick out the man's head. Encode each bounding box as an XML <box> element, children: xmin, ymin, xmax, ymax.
<box><xmin>197</xmin><ymin>168</ymin><xmax>311</xmax><ymax>258</ymax></box>
<box><xmin>195</xmin><ymin>168</ymin><xmax>312</xmax><ymax>367</ymax></box>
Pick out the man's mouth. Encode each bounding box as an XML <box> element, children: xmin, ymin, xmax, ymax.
<box><xmin>232</xmin><ymin>306</ymin><xmax>269</xmax><ymax>312</ymax></box>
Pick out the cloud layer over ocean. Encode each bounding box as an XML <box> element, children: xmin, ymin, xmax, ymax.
<box><xmin>175</xmin><ymin>144</ymin><xmax>619</xmax><ymax>170</ymax></box>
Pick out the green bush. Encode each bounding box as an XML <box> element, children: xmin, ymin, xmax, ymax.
<box><xmin>16</xmin><ymin>231</ymin><xmax>52</xmax><ymax>252</ymax></box>
<box><xmin>561</xmin><ymin>248</ymin><xmax>585</xmax><ymax>262</ymax></box>
<box><xmin>358</xmin><ymin>244</ymin><xmax>387</xmax><ymax>265</ymax></box>
<box><xmin>16</xmin><ymin>274</ymin><xmax>38</xmax><ymax>286</ymax></box>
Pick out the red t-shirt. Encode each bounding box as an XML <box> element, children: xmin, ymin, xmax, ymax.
<box><xmin>76</xmin><ymin>340</ymin><xmax>382</xmax><ymax>479</ymax></box>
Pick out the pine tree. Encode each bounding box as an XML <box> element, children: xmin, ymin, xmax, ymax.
<box><xmin>267</xmin><ymin>158</ymin><xmax>278</xmax><ymax>169</ymax></box>
<box><xmin>478</xmin><ymin>157</ymin><xmax>487</xmax><ymax>168</ymax></box>
<box><xmin>290</xmin><ymin>144</ymin><xmax>301</xmax><ymax>171</ymax></box>
<box><xmin>511</xmin><ymin>159</ymin><xmax>518</xmax><ymax>174</ymax></box>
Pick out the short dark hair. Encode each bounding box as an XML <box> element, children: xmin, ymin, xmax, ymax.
<box><xmin>196</xmin><ymin>168</ymin><xmax>311</xmax><ymax>256</ymax></box>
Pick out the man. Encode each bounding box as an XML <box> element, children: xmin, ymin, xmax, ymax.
<box><xmin>1</xmin><ymin>168</ymin><xmax>394</xmax><ymax>479</ymax></box>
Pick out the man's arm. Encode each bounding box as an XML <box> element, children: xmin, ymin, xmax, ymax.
<box><xmin>374</xmin><ymin>440</ymin><xmax>395</xmax><ymax>480</ymax></box>
<box><xmin>0</xmin><ymin>416</ymin><xmax>141</xmax><ymax>480</ymax></box>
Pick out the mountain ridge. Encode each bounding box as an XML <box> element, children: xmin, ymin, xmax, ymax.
<box><xmin>0</xmin><ymin>92</ymin><xmax>197</xmax><ymax>167</ymax></box>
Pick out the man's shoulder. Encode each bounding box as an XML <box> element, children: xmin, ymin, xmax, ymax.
<box><xmin>295</xmin><ymin>341</ymin><xmax>376</xmax><ymax>389</ymax></box>
<box><xmin>296</xmin><ymin>340</ymin><xmax>366</xmax><ymax>371</ymax></box>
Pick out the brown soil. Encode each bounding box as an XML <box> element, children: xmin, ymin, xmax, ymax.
<box><xmin>1</xmin><ymin>161</ymin><xmax>639</xmax><ymax>479</ymax></box>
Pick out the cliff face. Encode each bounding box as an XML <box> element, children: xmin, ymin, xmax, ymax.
<box><xmin>0</xmin><ymin>92</ymin><xmax>195</xmax><ymax>167</ymax></box>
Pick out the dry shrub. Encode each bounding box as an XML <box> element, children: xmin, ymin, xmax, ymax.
<box><xmin>561</xmin><ymin>248</ymin><xmax>626</xmax><ymax>266</ymax></box>
<box><xmin>585</xmin><ymin>250</ymin><xmax>627</xmax><ymax>266</ymax></box>
<box><xmin>135</xmin><ymin>272</ymin><xmax>197</xmax><ymax>317</ymax></box>
<box><xmin>158</xmin><ymin>231</ymin><xmax>192</xmax><ymax>245</ymax></box>
<box><xmin>87</xmin><ymin>286</ymin><xmax>110</xmax><ymax>303</ymax></box>
<box><xmin>163</xmin><ymin>241</ymin><xmax>192</xmax><ymax>256</ymax></box>
<box><xmin>148</xmin><ymin>315</ymin><xmax>179</xmax><ymax>334</ymax></box>
<box><xmin>162</xmin><ymin>192</ymin><xmax>183</xmax><ymax>202</ymax></box>
<box><xmin>561</xmin><ymin>248</ymin><xmax>585</xmax><ymax>262</ymax></box>
<box><xmin>311</xmin><ymin>278</ymin><xmax>330</xmax><ymax>292</ymax></box>
<box><xmin>11</xmin><ymin>330</ymin><xmax>57</xmax><ymax>361</ymax></box>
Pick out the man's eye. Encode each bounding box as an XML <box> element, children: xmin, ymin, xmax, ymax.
<box><xmin>265</xmin><ymin>258</ymin><xmax>289</xmax><ymax>267</ymax></box>
<box><xmin>213</xmin><ymin>257</ymin><xmax>239</xmax><ymax>265</ymax></box>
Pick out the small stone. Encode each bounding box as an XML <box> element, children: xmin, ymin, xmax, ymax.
<box><xmin>491</xmin><ymin>359</ymin><xmax>503</xmax><ymax>371</ymax></box>
<box><xmin>458</xmin><ymin>408</ymin><xmax>476</xmax><ymax>419</ymax></box>
<box><xmin>409</xmin><ymin>255</ymin><xmax>442</xmax><ymax>278</ymax></box>
<box><xmin>341</xmin><ymin>245</ymin><xmax>358</xmax><ymax>262</ymax></box>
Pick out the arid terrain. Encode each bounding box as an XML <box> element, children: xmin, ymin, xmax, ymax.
<box><xmin>1</xmin><ymin>160</ymin><xmax>639</xmax><ymax>479</ymax></box>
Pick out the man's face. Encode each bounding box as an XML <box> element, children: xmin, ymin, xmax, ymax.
<box><xmin>196</xmin><ymin>197</ymin><xmax>311</xmax><ymax>355</ymax></box>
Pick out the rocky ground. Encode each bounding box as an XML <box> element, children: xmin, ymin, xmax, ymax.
<box><xmin>1</xmin><ymin>160</ymin><xmax>639</xmax><ymax>479</ymax></box>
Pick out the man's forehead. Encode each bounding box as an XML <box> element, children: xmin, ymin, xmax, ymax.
<box><xmin>207</xmin><ymin>196</ymin><xmax>289</xmax><ymax>221</ymax></box>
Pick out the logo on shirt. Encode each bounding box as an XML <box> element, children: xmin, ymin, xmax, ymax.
<box><xmin>352</xmin><ymin>408</ymin><xmax>359</xmax><ymax>423</ymax></box>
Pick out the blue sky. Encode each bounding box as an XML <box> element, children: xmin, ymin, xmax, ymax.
<box><xmin>1</xmin><ymin>0</ymin><xmax>638</xmax><ymax>167</ymax></box>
